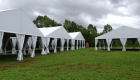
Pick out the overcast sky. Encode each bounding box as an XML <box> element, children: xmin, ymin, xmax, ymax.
<box><xmin>0</xmin><ymin>0</ymin><xmax>140</xmax><ymax>33</ymax></box>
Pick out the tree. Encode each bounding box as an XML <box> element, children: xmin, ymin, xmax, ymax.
<box><xmin>102</xmin><ymin>24</ymin><xmax>113</xmax><ymax>34</ymax></box>
<box><xmin>33</xmin><ymin>15</ymin><xmax>62</xmax><ymax>28</ymax></box>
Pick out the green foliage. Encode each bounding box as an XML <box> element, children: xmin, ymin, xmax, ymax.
<box><xmin>0</xmin><ymin>48</ymin><xmax>140</xmax><ymax>79</ymax></box>
<box><xmin>33</xmin><ymin>15</ymin><xmax>62</xmax><ymax>28</ymax></box>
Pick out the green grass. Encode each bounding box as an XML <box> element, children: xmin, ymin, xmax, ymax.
<box><xmin>0</xmin><ymin>48</ymin><xmax>140</xmax><ymax>80</ymax></box>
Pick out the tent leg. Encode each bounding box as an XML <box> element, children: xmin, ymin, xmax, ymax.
<box><xmin>67</xmin><ymin>39</ymin><xmax>69</xmax><ymax>51</ymax></box>
<box><xmin>54</xmin><ymin>38</ymin><xmax>57</xmax><ymax>53</ymax></box>
<box><xmin>99</xmin><ymin>40</ymin><xmax>101</xmax><ymax>50</ymax></box>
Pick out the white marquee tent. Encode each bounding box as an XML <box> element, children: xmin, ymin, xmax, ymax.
<box><xmin>95</xmin><ymin>26</ymin><xmax>140</xmax><ymax>51</ymax></box>
<box><xmin>38</xmin><ymin>26</ymin><xmax>72</xmax><ymax>53</ymax></box>
<box><xmin>0</xmin><ymin>9</ymin><xmax>44</xmax><ymax>61</ymax></box>
<box><xmin>69</xmin><ymin>32</ymin><xmax>85</xmax><ymax>50</ymax></box>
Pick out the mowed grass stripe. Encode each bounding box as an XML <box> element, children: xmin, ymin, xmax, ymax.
<box><xmin>0</xmin><ymin>48</ymin><xmax>140</xmax><ymax>80</ymax></box>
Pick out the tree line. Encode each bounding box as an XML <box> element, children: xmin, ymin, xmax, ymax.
<box><xmin>33</xmin><ymin>15</ymin><xmax>139</xmax><ymax>47</ymax></box>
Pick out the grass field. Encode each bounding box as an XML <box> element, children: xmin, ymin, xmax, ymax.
<box><xmin>0</xmin><ymin>48</ymin><xmax>140</xmax><ymax>80</ymax></box>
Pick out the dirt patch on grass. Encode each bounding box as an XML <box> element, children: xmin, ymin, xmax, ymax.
<box><xmin>0</xmin><ymin>59</ymin><xmax>36</xmax><ymax>71</ymax></box>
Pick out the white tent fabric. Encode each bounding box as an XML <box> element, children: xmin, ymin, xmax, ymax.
<box><xmin>60</xmin><ymin>38</ymin><xmax>65</xmax><ymax>51</ymax></box>
<box><xmin>120</xmin><ymin>38</ymin><xmax>127</xmax><ymax>51</ymax></box>
<box><xmin>69</xmin><ymin>32</ymin><xmax>85</xmax><ymax>48</ymax></box>
<box><xmin>54</xmin><ymin>38</ymin><xmax>57</xmax><ymax>53</ymax></box>
<box><xmin>99</xmin><ymin>40</ymin><xmax>101</xmax><ymax>50</ymax></box>
<box><xmin>106</xmin><ymin>39</ymin><xmax>112</xmax><ymax>51</ymax></box>
<box><xmin>27</xmin><ymin>37</ymin><xmax>32</xmax><ymax>54</ymax></box>
<box><xmin>71</xmin><ymin>39</ymin><xmax>75</xmax><ymax>50</ymax></box>
<box><xmin>66</xmin><ymin>39</ymin><xmax>69</xmax><ymax>51</ymax></box>
<box><xmin>31</xmin><ymin>36</ymin><xmax>37</xmax><ymax>58</ymax></box>
<box><xmin>10</xmin><ymin>37</ymin><xmax>17</xmax><ymax>54</ymax></box>
<box><xmin>51</xmin><ymin>40</ymin><xmax>54</xmax><ymax>50</ymax></box>
<box><xmin>16</xmin><ymin>34</ymin><xmax>25</xmax><ymax>61</ymax></box>
<box><xmin>76</xmin><ymin>40</ymin><xmax>78</xmax><ymax>49</ymax></box>
<box><xmin>45</xmin><ymin>37</ymin><xmax>50</xmax><ymax>54</ymax></box>
<box><xmin>0</xmin><ymin>32</ymin><xmax>4</xmax><ymax>53</ymax></box>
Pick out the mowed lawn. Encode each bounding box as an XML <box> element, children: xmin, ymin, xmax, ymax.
<box><xmin>0</xmin><ymin>48</ymin><xmax>140</xmax><ymax>80</ymax></box>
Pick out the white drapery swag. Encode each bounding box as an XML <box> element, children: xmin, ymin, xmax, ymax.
<box><xmin>39</xmin><ymin>37</ymin><xmax>46</xmax><ymax>55</ymax></box>
<box><xmin>16</xmin><ymin>34</ymin><xmax>25</xmax><ymax>61</ymax></box>
<box><xmin>84</xmin><ymin>40</ymin><xmax>85</xmax><ymax>48</ymax></box>
<box><xmin>67</xmin><ymin>39</ymin><xmax>69</xmax><ymax>51</ymax></box>
<box><xmin>60</xmin><ymin>38</ymin><xmax>65</xmax><ymax>51</ymax></box>
<box><xmin>45</xmin><ymin>37</ymin><xmax>50</xmax><ymax>54</ymax></box>
<box><xmin>82</xmin><ymin>40</ymin><xmax>83</xmax><ymax>48</ymax></box>
<box><xmin>76</xmin><ymin>40</ymin><xmax>78</xmax><ymax>49</ymax></box>
<box><xmin>95</xmin><ymin>39</ymin><xmax>98</xmax><ymax>50</ymax></box>
<box><xmin>54</xmin><ymin>38</ymin><xmax>57</xmax><ymax>53</ymax></box>
<box><xmin>79</xmin><ymin>40</ymin><xmax>81</xmax><ymax>49</ymax></box>
<box><xmin>10</xmin><ymin>37</ymin><xmax>17</xmax><ymax>54</ymax></box>
<box><xmin>106</xmin><ymin>39</ymin><xmax>112</xmax><ymax>51</ymax></box>
<box><xmin>31</xmin><ymin>36</ymin><xmax>37</xmax><ymax>58</ymax></box>
<box><xmin>103</xmin><ymin>40</ymin><xmax>105</xmax><ymax>49</ymax></box>
<box><xmin>120</xmin><ymin>38</ymin><xmax>127</xmax><ymax>51</ymax></box>
<box><xmin>0</xmin><ymin>32</ymin><xmax>4</xmax><ymax>53</ymax></box>
<box><xmin>71</xmin><ymin>39</ymin><xmax>75</xmax><ymax>50</ymax></box>
<box><xmin>27</xmin><ymin>37</ymin><xmax>32</xmax><ymax>54</ymax></box>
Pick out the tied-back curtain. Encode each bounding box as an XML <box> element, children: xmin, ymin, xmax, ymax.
<box><xmin>16</xmin><ymin>34</ymin><xmax>25</xmax><ymax>61</ymax></box>
<box><xmin>10</xmin><ymin>37</ymin><xmax>17</xmax><ymax>54</ymax></box>
<box><xmin>95</xmin><ymin>39</ymin><xmax>98</xmax><ymax>50</ymax></box>
<box><xmin>27</xmin><ymin>37</ymin><xmax>32</xmax><ymax>54</ymax></box>
<box><xmin>31</xmin><ymin>36</ymin><xmax>37</xmax><ymax>58</ymax></box>
<box><xmin>0</xmin><ymin>32</ymin><xmax>4</xmax><ymax>53</ymax></box>
<box><xmin>120</xmin><ymin>38</ymin><xmax>127</xmax><ymax>51</ymax></box>
<box><xmin>79</xmin><ymin>40</ymin><xmax>81</xmax><ymax>49</ymax></box>
<box><xmin>60</xmin><ymin>38</ymin><xmax>65</xmax><ymax>51</ymax></box>
<box><xmin>39</xmin><ymin>37</ymin><xmax>46</xmax><ymax>55</ymax></box>
<box><xmin>67</xmin><ymin>39</ymin><xmax>69</xmax><ymax>51</ymax></box>
<box><xmin>51</xmin><ymin>40</ymin><xmax>54</xmax><ymax>50</ymax></box>
<box><xmin>54</xmin><ymin>38</ymin><xmax>57</xmax><ymax>53</ymax></box>
<box><xmin>71</xmin><ymin>39</ymin><xmax>75</xmax><ymax>50</ymax></box>
<box><xmin>106</xmin><ymin>39</ymin><xmax>112</xmax><ymax>51</ymax></box>
<box><xmin>76</xmin><ymin>40</ymin><xmax>78</xmax><ymax>49</ymax></box>
<box><xmin>45</xmin><ymin>37</ymin><xmax>50</xmax><ymax>54</ymax></box>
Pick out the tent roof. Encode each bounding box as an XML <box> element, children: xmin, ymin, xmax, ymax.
<box><xmin>96</xmin><ymin>26</ymin><xmax>140</xmax><ymax>39</ymax></box>
<box><xmin>69</xmin><ymin>32</ymin><xmax>85</xmax><ymax>40</ymax></box>
<box><xmin>38</xmin><ymin>26</ymin><xmax>72</xmax><ymax>39</ymax></box>
<box><xmin>0</xmin><ymin>9</ymin><xmax>44</xmax><ymax>37</ymax></box>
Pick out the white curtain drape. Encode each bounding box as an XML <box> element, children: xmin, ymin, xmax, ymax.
<box><xmin>120</xmin><ymin>38</ymin><xmax>127</xmax><ymax>51</ymax></box>
<box><xmin>27</xmin><ymin>37</ymin><xmax>32</xmax><ymax>54</ymax></box>
<box><xmin>84</xmin><ymin>40</ymin><xmax>85</xmax><ymax>48</ymax></box>
<box><xmin>31</xmin><ymin>36</ymin><xmax>37</xmax><ymax>57</ymax></box>
<box><xmin>54</xmin><ymin>38</ymin><xmax>57</xmax><ymax>53</ymax></box>
<box><xmin>106</xmin><ymin>39</ymin><xmax>112</xmax><ymax>51</ymax></box>
<box><xmin>16</xmin><ymin>34</ymin><xmax>25</xmax><ymax>61</ymax></box>
<box><xmin>45</xmin><ymin>37</ymin><xmax>50</xmax><ymax>54</ymax></box>
<box><xmin>76</xmin><ymin>40</ymin><xmax>78</xmax><ymax>49</ymax></box>
<box><xmin>39</xmin><ymin>37</ymin><xmax>46</xmax><ymax>55</ymax></box>
<box><xmin>71</xmin><ymin>39</ymin><xmax>75</xmax><ymax>50</ymax></box>
<box><xmin>10</xmin><ymin>37</ymin><xmax>17</xmax><ymax>54</ymax></box>
<box><xmin>79</xmin><ymin>40</ymin><xmax>81</xmax><ymax>49</ymax></box>
<box><xmin>95</xmin><ymin>39</ymin><xmax>98</xmax><ymax>50</ymax></box>
<box><xmin>67</xmin><ymin>39</ymin><xmax>69</xmax><ymax>51</ymax></box>
<box><xmin>0</xmin><ymin>32</ymin><xmax>4</xmax><ymax>53</ymax></box>
<box><xmin>60</xmin><ymin>38</ymin><xmax>65</xmax><ymax>51</ymax></box>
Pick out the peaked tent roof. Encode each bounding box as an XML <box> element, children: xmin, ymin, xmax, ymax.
<box><xmin>69</xmin><ymin>32</ymin><xmax>85</xmax><ymax>40</ymax></box>
<box><xmin>0</xmin><ymin>9</ymin><xmax>44</xmax><ymax>37</ymax></box>
<box><xmin>96</xmin><ymin>26</ymin><xmax>140</xmax><ymax>39</ymax></box>
<box><xmin>38</xmin><ymin>26</ymin><xmax>72</xmax><ymax>39</ymax></box>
